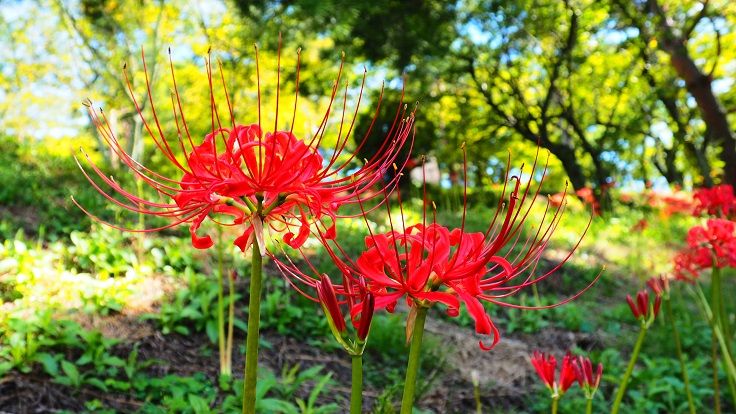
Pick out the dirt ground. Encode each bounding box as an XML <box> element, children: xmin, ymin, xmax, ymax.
<box><xmin>0</xmin><ymin>310</ymin><xmax>600</xmax><ymax>414</ymax></box>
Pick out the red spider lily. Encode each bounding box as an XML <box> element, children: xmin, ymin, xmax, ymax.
<box><xmin>530</xmin><ymin>351</ymin><xmax>577</xmax><ymax>396</ymax></box>
<box><xmin>572</xmin><ymin>355</ymin><xmax>603</xmax><ymax>397</ymax></box>
<box><xmin>693</xmin><ymin>184</ymin><xmax>736</xmax><ymax>218</ymax></box>
<box><xmin>73</xmin><ymin>44</ymin><xmax>414</xmax><ymax>252</ymax></box>
<box><xmin>575</xmin><ymin>187</ymin><xmax>600</xmax><ymax>216</ymax></box>
<box><xmin>646</xmin><ymin>190</ymin><xmax>694</xmax><ymax>217</ymax></box>
<box><xmin>626</xmin><ymin>289</ymin><xmax>661</xmax><ymax>322</ymax></box>
<box><xmin>673</xmin><ymin>219</ymin><xmax>736</xmax><ymax>281</ymax></box>
<box><xmin>631</xmin><ymin>218</ymin><xmax>648</xmax><ymax>233</ymax></box>
<box><xmin>646</xmin><ymin>275</ymin><xmax>670</xmax><ymax>298</ymax></box>
<box><xmin>278</xmin><ymin>147</ymin><xmax>599</xmax><ymax>351</ymax></box>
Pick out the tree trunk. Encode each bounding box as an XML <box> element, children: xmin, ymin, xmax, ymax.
<box><xmin>650</xmin><ymin>0</ymin><xmax>736</xmax><ymax>184</ymax></box>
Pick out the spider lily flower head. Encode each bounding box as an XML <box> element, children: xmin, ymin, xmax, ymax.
<box><xmin>572</xmin><ymin>355</ymin><xmax>603</xmax><ymax>399</ymax></box>
<box><xmin>673</xmin><ymin>218</ymin><xmax>736</xmax><ymax>281</ymax></box>
<box><xmin>693</xmin><ymin>184</ymin><xmax>736</xmax><ymax>218</ymax></box>
<box><xmin>73</xmin><ymin>42</ymin><xmax>415</xmax><ymax>254</ymax></box>
<box><xmin>530</xmin><ymin>351</ymin><xmax>577</xmax><ymax>398</ymax></box>
<box><xmin>284</xmin><ymin>146</ymin><xmax>599</xmax><ymax>351</ymax></box>
<box><xmin>626</xmin><ymin>289</ymin><xmax>661</xmax><ymax>327</ymax></box>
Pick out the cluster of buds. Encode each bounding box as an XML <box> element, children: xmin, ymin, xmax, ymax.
<box><xmin>646</xmin><ymin>275</ymin><xmax>670</xmax><ymax>300</ymax></box>
<box><xmin>530</xmin><ymin>351</ymin><xmax>603</xmax><ymax>400</ymax></box>
<box><xmin>572</xmin><ymin>355</ymin><xmax>604</xmax><ymax>400</ymax></box>
<box><xmin>530</xmin><ymin>351</ymin><xmax>577</xmax><ymax>399</ymax></box>
<box><xmin>625</xmin><ymin>289</ymin><xmax>661</xmax><ymax>328</ymax></box>
<box><xmin>315</xmin><ymin>275</ymin><xmax>375</xmax><ymax>356</ymax></box>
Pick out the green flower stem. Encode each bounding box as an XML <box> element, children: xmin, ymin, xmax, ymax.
<box><xmin>664</xmin><ymin>297</ymin><xmax>695</xmax><ymax>414</ymax></box>
<box><xmin>712</xmin><ymin>333</ymin><xmax>722</xmax><ymax>414</ymax></box>
<box><xmin>611</xmin><ymin>324</ymin><xmax>648</xmax><ymax>414</ymax></box>
<box><xmin>712</xmin><ymin>267</ymin><xmax>736</xmax><ymax>408</ymax></box>
<box><xmin>226</xmin><ymin>260</ymin><xmax>236</xmax><ymax>375</ymax></box>
<box><xmin>351</xmin><ymin>355</ymin><xmax>363</xmax><ymax>414</ymax></box>
<box><xmin>242</xmin><ymin>237</ymin><xmax>264</xmax><ymax>414</ymax></box>
<box><xmin>216</xmin><ymin>229</ymin><xmax>229</xmax><ymax>377</ymax></box>
<box><xmin>585</xmin><ymin>398</ymin><xmax>592</xmax><ymax>414</ymax></box>
<box><xmin>400</xmin><ymin>306</ymin><xmax>429</xmax><ymax>414</ymax></box>
<box><xmin>551</xmin><ymin>396</ymin><xmax>559</xmax><ymax>414</ymax></box>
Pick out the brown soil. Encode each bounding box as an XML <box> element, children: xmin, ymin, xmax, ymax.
<box><xmin>0</xmin><ymin>313</ymin><xmax>600</xmax><ymax>414</ymax></box>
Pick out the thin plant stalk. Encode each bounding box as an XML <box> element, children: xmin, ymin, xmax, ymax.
<box><xmin>712</xmin><ymin>267</ymin><xmax>736</xmax><ymax>407</ymax></box>
<box><xmin>713</xmin><ymin>334</ymin><xmax>722</xmax><ymax>414</ymax></box>
<box><xmin>551</xmin><ymin>397</ymin><xmax>559</xmax><ymax>414</ymax></box>
<box><xmin>400</xmin><ymin>306</ymin><xmax>429</xmax><ymax>414</ymax></box>
<box><xmin>351</xmin><ymin>355</ymin><xmax>363</xmax><ymax>414</ymax></box>
<box><xmin>664</xmin><ymin>296</ymin><xmax>696</xmax><ymax>414</ymax></box>
<box><xmin>242</xmin><ymin>235</ymin><xmax>264</xmax><ymax>414</ymax></box>
<box><xmin>585</xmin><ymin>398</ymin><xmax>592</xmax><ymax>414</ymax></box>
<box><xmin>216</xmin><ymin>228</ymin><xmax>230</xmax><ymax>377</ymax></box>
<box><xmin>611</xmin><ymin>324</ymin><xmax>648</xmax><ymax>414</ymax></box>
<box><xmin>226</xmin><ymin>260</ymin><xmax>236</xmax><ymax>376</ymax></box>
<box><xmin>472</xmin><ymin>374</ymin><xmax>482</xmax><ymax>414</ymax></box>
<box><xmin>693</xmin><ymin>282</ymin><xmax>736</xmax><ymax>410</ymax></box>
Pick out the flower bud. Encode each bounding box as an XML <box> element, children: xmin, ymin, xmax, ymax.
<box><xmin>316</xmin><ymin>275</ymin><xmax>346</xmax><ymax>334</ymax></box>
<box><xmin>357</xmin><ymin>293</ymin><xmax>375</xmax><ymax>341</ymax></box>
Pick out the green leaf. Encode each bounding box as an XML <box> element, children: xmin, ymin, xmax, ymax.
<box><xmin>188</xmin><ymin>394</ymin><xmax>210</xmax><ymax>414</ymax></box>
<box><xmin>35</xmin><ymin>352</ymin><xmax>59</xmax><ymax>376</ymax></box>
<box><xmin>86</xmin><ymin>377</ymin><xmax>108</xmax><ymax>392</ymax></box>
<box><xmin>60</xmin><ymin>360</ymin><xmax>81</xmax><ymax>386</ymax></box>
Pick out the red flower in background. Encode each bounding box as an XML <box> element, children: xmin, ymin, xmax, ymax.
<box><xmin>693</xmin><ymin>184</ymin><xmax>736</xmax><ymax>218</ymax></box>
<box><xmin>575</xmin><ymin>187</ymin><xmax>601</xmax><ymax>216</ymax></box>
<box><xmin>530</xmin><ymin>351</ymin><xmax>577</xmax><ymax>396</ymax></box>
<box><xmin>572</xmin><ymin>355</ymin><xmax>603</xmax><ymax>397</ymax></box>
<box><xmin>673</xmin><ymin>219</ymin><xmax>736</xmax><ymax>281</ymax></box>
<box><xmin>626</xmin><ymin>289</ymin><xmax>661</xmax><ymax>322</ymax></box>
<box><xmin>631</xmin><ymin>219</ymin><xmax>648</xmax><ymax>233</ymax></box>
<box><xmin>74</xmin><ymin>47</ymin><xmax>414</xmax><ymax>252</ymax></box>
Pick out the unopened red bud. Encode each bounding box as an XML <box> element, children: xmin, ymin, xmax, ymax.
<box><xmin>626</xmin><ymin>295</ymin><xmax>640</xmax><ymax>319</ymax></box>
<box><xmin>316</xmin><ymin>275</ymin><xmax>346</xmax><ymax>333</ymax></box>
<box><xmin>636</xmin><ymin>291</ymin><xmax>648</xmax><ymax>318</ymax></box>
<box><xmin>653</xmin><ymin>295</ymin><xmax>662</xmax><ymax>318</ymax></box>
<box><xmin>357</xmin><ymin>293</ymin><xmax>375</xmax><ymax>341</ymax></box>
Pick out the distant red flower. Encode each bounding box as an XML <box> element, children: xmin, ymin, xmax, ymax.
<box><xmin>572</xmin><ymin>355</ymin><xmax>603</xmax><ymax>397</ymax></box>
<box><xmin>673</xmin><ymin>219</ymin><xmax>736</xmax><ymax>281</ymax></box>
<box><xmin>631</xmin><ymin>219</ymin><xmax>648</xmax><ymax>233</ymax></box>
<box><xmin>530</xmin><ymin>351</ymin><xmax>577</xmax><ymax>396</ymax></box>
<box><xmin>74</xmin><ymin>49</ymin><xmax>414</xmax><ymax>252</ymax></box>
<box><xmin>576</xmin><ymin>187</ymin><xmax>600</xmax><ymax>215</ymax></box>
<box><xmin>693</xmin><ymin>184</ymin><xmax>736</xmax><ymax>218</ymax></box>
<box><xmin>646</xmin><ymin>275</ymin><xmax>670</xmax><ymax>298</ymax></box>
<box><xmin>626</xmin><ymin>289</ymin><xmax>661</xmax><ymax>322</ymax></box>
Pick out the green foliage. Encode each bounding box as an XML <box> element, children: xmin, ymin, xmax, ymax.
<box><xmin>143</xmin><ymin>267</ymin><xmax>243</xmax><ymax>342</ymax></box>
<box><xmin>0</xmin><ymin>136</ymin><xmax>107</xmax><ymax>238</ymax></box>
